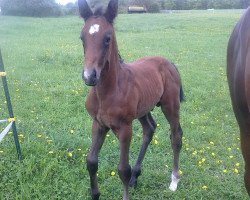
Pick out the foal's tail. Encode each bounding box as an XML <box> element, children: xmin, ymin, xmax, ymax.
<box><xmin>171</xmin><ymin>62</ymin><xmax>185</xmax><ymax>103</ymax></box>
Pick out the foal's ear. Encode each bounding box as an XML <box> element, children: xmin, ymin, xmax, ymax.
<box><xmin>78</xmin><ymin>0</ymin><xmax>93</xmax><ymax>21</ymax></box>
<box><xmin>104</xmin><ymin>0</ymin><xmax>118</xmax><ymax>24</ymax></box>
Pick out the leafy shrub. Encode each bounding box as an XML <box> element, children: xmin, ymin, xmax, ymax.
<box><xmin>147</xmin><ymin>2</ymin><xmax>160</xmax><ymax>13</ymax></box>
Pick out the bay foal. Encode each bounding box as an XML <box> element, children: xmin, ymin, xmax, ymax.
<box><xmin>78</xmin><ymin>0</ymin><xmax>184</xmax><ymax>199</ymax></box>
<box><xmin>227</xmin><ymin>7</ymin><xmax>250</xmax><ymax>195</ymax></box>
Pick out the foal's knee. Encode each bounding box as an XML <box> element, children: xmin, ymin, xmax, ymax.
<box><xmin>118</xmin><ymin>164</ymin><xmax>132</xmax><ymax>184</ymax></box>
<box><xmin>87</xmin><ymin>156</ymin><xmax>98</xmax><ymax>175</ymax></box>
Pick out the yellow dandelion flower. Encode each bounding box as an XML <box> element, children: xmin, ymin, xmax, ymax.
<box><xmin>0</xmin><ymin>150</ymin><xmax>3</xmax><ymax>153</ymax></box>
<box><xmin>202</xmin><ymin>185</ymin><xmax>208</xmax><ymax>190</ymax></box>
<box><xmin>111</xmin><ymin>171</ymin><xmax>116</xmax><ymax>176</ymax></box>
<box><xmin>48</xmin><ymin>151</ymin><xmax>54</xmax><ymax>154</ymax></box>
<box><xmin>209</xmin><ymin>141</ymin><xmax>214</xmax><ymax>145</ymax></box>
<box><xmin>78</xmin><ymin>148</ymin><xmax>82</xmax><ymax>151</ymax></box>
<box><xmin>154</xmin><ymin>139</ymin><xmax>158</xmax><ymax>145</ymax></box>
<box><xmin>70</xmin><ymin>130</ymin><xmax>74</xmax><ymax>134</ymax></box>
<box><xmin>234</xmin><ymin>168</ymin><xmax>239</xmax><ymax>174</ymax></box>
<box><xmin>192</xmin><ymin>151</ymin><xmax>197</xmax><ymax>155</ymax></box>
<box><xmin>227</xmin><ymin>147</ymin><xmax>232</xmax><ymax>151</ymax></box>
<box><xmin>37</xmin><ymin>134</ymin><xmax>42</xmax><ymax>138</ymax></box>
<box><xmin>235</xmin><ymin>163</ymin><xmax>240</xmax><ymax>167</ymax></box>
<box><xmin>157</xmin><ymin>123</ymin><xmax>160</xmax><ymax>127</ymax></box>
<box><xmin>179</xmin><ymin>170</ymin><xmax>183</xmax><ymax>175</ymax></box>
<box><xmin>47</xmin><ymin>140</ymin><xmax>53</xmax><ymax>144</ymax></box>
<box><xmin>201</xmin><ymin>158</ymin><xmax>206</xmax><ymax>163</ymax></box>
<box><xmin>68</xmin><ymin>152</ymin><xmax>73</xmax><ymax>157</ymax></box>
<box><xmin>223</xmin><ymin>169</ymin><xmax>228</xmax><ymax>173</ymax></box>
<box><xmin>229</xmin><ymin>155</ymin><xmax>234</xmax><ymax>159</ymax></box>
<box><xmin>211</xmin><ymin>152</ymin><xmax>215</xmax><ymax>157</ymax></box>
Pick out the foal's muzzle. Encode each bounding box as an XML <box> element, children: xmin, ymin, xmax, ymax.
<box><xmin>83</xmin><ymin>69</ymin><xmax>98</xmax><ymax>86</ymax></box>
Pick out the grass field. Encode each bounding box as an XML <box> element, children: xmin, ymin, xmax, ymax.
<box><xmin>0</xmin><ymin>10</ymin><xmax>248</xmax><ymax>199</ymax></box>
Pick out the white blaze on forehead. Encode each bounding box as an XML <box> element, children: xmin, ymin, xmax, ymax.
<box><xmin>89</xmin><ymin>24</ymin><xmax>100</xmax><ymax>35</ymax></box>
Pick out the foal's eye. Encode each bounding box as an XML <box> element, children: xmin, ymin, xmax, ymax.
<box><xmin>104</xmin><ymin>35</ymin><xmax>111</xmax><ymax>47</ymax></box>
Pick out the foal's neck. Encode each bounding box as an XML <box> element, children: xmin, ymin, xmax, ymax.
<box><xmin>96</xmin><ymin>35</ymin><xmax>121</xmax><ymax>96</ymax></box>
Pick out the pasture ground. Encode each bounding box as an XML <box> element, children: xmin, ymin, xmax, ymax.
<box><xmin>0</xmin><ymin>10</ymin><xmax>248</xmax><ymax>199</ymax></box>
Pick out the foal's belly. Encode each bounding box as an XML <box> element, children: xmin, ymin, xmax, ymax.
<box><xmin>135</xmin><ymin>82</ymin><xmax>163</xmax><ymax>118</ymax></box>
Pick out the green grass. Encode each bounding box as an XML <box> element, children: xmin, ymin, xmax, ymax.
<box><xmin>0</xmin><ymin>10</ymin><xmax>248</xmax><ymax>199</ymax></box>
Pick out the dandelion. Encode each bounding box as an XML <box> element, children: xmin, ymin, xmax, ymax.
<box><xmin>68</xmin><ymin>152</ymin><xmax>73</xmax><ymax>157</ymax></box>
<box><xmin>70</xmin><ymin>130</ymin><xmax>74</xmax><ymax>134</ymax></box>
<box><xmin>48</xmin><ymin>151</ymin><xmax>54</xmax><ymax>154</ymax></box>
<box><xmin>223</xmin><ymin>169</ymin><xmax>228</xmax><ymax>173</ymax></box>
<box><xmin>235</xmin><ymin>163</ymin><xmax>240</xmax><ymax>167</ymax></box>
<box><xmin>47</xmin><ymin>140</ymin><xmax>53</xmax><ymax>144</ymax></box>
<box><xmin>0</xmin><ymin>150</ymin><xmax>3</xmax><ymax>153</ymax></box>
<box><xmin>227</xmin><ymin>147</ymin><xmax>232</xmax><ymax>151</ymax></box>
<box><xmin>154</xmin><ymin>139</ymin><xmax>158</xmax><ymax>145</ymax></box>
<box><xmin>37</xmin><ymin>134</ymin><xmax>42</xmax><ymax>138</ymax></box>
<box><xmin>78</xmin><ymin>148</ymin><xmax>82</xmax><ymax>151</ymax></box>
<box><xmin>229</xmin><ymin>155</ymin><xmax>234</xmax><ymax>159</ymax></box>
<box><xmin>157</xmin><ymin>123</ymin><xmax>160</xmax><ymax>127</ymax></box>
<box><xmin>179</xmin><ymin>170</ymin><xmax>183</xmax><ymax>175</ymax></box>
<box><xmin>211</xmin><ymin>152</ymin><xmax>215</xmax><ymax>157</ymax></box>
<box><xmin>111</xmin><ymin>171</ymin><xmax>116</xmax><ymax>176</ymax></box>
<box><xmin>192</xmin><ymin>151</ymin><xmax>197</xmax><ymax>155</ymax></box>
<box><xmin>202</xmin><ymin>185</ymin><xmax>208</xmax><ymax>190</ymax></box>
<box><xmin>234</xmin><ymin>168</ymin><xmax>239</xmax><ymax>174</ymax></box>
<box><xmin>209</xmin><ymin>141</ymin><xmax>214</xmax><ymax>145</ymax></box>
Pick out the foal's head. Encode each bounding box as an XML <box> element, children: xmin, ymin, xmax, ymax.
<box><xmin>78</xmin><ymin>0</ymin><xmax>118</xmax><ymax>86</ymax></box>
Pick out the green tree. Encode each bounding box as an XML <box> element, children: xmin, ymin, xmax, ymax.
<box><xmin>1</xmin><ymin>0</ymin><xmax>62</xmax><ymax>17</ymax></box>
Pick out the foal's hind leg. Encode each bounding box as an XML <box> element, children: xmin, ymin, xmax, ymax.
<box><xmin>129</xmin><ymin>112</ymin><xmax>156</xmax><ymax>187</ymax></box>
<box><xmin>161</xmin><ymin>101</ymin><xmax>183</xmax><ymax>192</ymax></box>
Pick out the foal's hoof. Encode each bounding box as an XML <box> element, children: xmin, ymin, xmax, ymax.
<box><xmin>91</xmin><ymin>190</ymin><xmax>100</xmax><ymax>200</ymax></box>
<box><xmin>129</xmin><ymin>177</ymin><xmax>138</xmax><ymax>188</ymax></box>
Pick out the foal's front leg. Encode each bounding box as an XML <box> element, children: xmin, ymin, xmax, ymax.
<box><xmin>87</xmin><ymin>121</ymin><xmax>109</xmax><ymax>200</ymax></box>
<box><xmin>116</xmin><ymin>124</ymin><xmax>132</xmax><ymax>200</ymax></box>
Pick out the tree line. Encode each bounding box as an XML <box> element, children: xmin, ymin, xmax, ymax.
<box><xmin>0</xmin><ymin>0</ymin><xmax>249</xmax><ymax>17</ymax></box>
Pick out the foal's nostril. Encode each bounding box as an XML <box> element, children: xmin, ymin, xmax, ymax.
<box><xmin>83</xmin><ymin>69</ymin><xmax>98</xmax><ymax>86</ymax></box>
